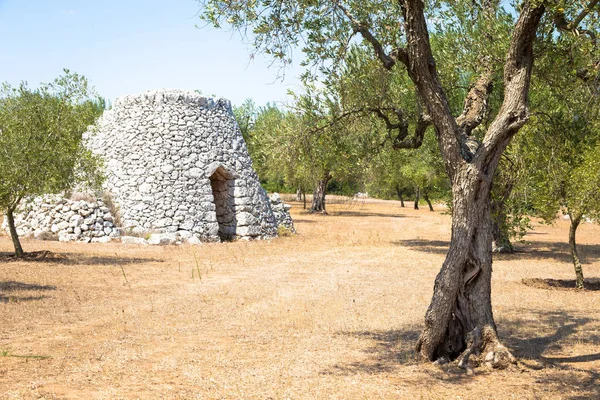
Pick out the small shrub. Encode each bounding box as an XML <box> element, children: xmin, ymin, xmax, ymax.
<box><xmin>101</xmin><ymin>192</ymin><xmax>122</xmax><ymax>227</ymax></box>
<box><xmin>122</xmin><ymin>227</ymin><xmax>149</xmax><ymax>238</ymax></box>
<box><xmin>36</xmin><ymin>231</ymin><xmax>59</xmax><ymax>241</ymax></box>
<box><xmin>277</xmin><ymin>225</ymin><xmax>293</xmax><ymax>237</ymax></box>
<box><xmin>69</xmin><ymin>192</ymin><xmax>96</xmax><ymax>202</ymax></box>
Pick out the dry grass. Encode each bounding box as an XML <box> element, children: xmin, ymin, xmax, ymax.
<box><xmin>1</xmin><ymin>199</ymin><xmax>599</xmax><ymax>399</ymax></box>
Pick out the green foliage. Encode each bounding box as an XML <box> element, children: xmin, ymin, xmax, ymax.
<box><xmin>517</xmin><ymin>25</ymin><xmax>600</xmax><ymax>225</ymax></box>
<box><xmin>0</xmin><ymin>70</ymin><xmax>104</xmax><ymax>255</ymax></box>
<box><xmin>366</xmin><ymin>131</ymin><xmax>449</xmax><ymax>202</ymax></box>
<box><xmin>232</xmin><ymin>98</ymin><xmax>258</xmax><ymax>143</ymax></box>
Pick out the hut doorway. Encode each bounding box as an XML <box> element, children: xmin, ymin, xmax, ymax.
<box><xmin>209</xmin><ymin>166</ymin><xmax>235</xmax><ymax>240</ymax></box>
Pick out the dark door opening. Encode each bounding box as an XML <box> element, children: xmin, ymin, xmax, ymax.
<box><xmin>209</xmin><ymin>166</ymin><xmax>235</xmax><ymax>241</ymax></box>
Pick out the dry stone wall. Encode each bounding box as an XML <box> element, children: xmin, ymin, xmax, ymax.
<box><xmin>269</xmin><ymin>193</ymin><xmax>295</xmax><ymax>233</ymax></box>
<box><xmin>85</xmin><ymin>89</ymin><xmax>279</xmax><ymax>242</ymax></box>
<box><xmin>1</xmin><ymin>195</ymin><xmax>119</xmax><ymax>243</ymax></box>
<box><xmin>3</xmin><ymin>90</ymin><xmax>295</xmax><ymax>244</ymax></box>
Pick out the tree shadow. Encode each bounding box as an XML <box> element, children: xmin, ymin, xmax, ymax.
<box><xmin>500</xmin><ymin>310</ymin><xmax>594</xmax><ymax>360</ymax></box>
<box><xmin>0</xmin><ymin>251</ymin><xmax>163</xmax><ymax>266</ymax></box>
<box><xmin>331</xmin><ymin>211</ymin><xmax>408</xmax><ymax>218</ymax></box>
<box><xmin>495</xmin><ymin>240</ymin><xmax>600</xmax><ymax>264</ymax></box>
<box><xmin>393</xmin><ymin>238</ymin><xmax>600</xmax><ymax>265</ymax></box>
<box><xmin>0</xmin><ymin>250</ymin><xmax>66</xmax><ymax>263</ymax></box>
<box><xmin>522</xmin><ymin>278</ymin><xmax>600</xmax><ymax>291</ymax></box>
<box><xmin>324</xmin><ymin>326</ymin><xmax>479</xmax><ymax>384</ymax></box>
<box><xmin>500</xmin><ymin>309</ymin><xmax>600</xmax><ymax>399</ymax></box>
<box><xmin>59</xmin><ymin>254</ymin><xmax>164</xmax><ymax>266</ymax></box>
<box><xmin>392</xmin><ymin>239</ymin><xmax>450</xmax><ymax>255</ymax></box>
<box><xmin>324</xmin><ymin>310</ymin><xmax>600</xmax><ymax>397</ymax></box>
<box><xmin>323</xmin><ymin>327</ymin><xmax>421</xmax><ymax>375</ymax></box>
<box><xmin>0</xmin><ymin>280</ymin><xmax>56</xmax><ymax>303</ymax></box>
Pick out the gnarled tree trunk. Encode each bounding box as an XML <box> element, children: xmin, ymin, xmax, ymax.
<box><xmin>415</xmin><ymin>165</ymin><xmax>514</xmax><ymax>370</ymax></box>
<box><xmin>491</xmin><ymin>198</ymin><xmax>515</xmax><ymax>254</ymax></box>
<box><xmin>568</xmin><ymin>213</ymin><xmax>584</xmax><ymax>289</ymax></box>
<box><xmin>6</xmin><ymin>208</ymin><xmax>24</xmax><ymax>259</ymax></box>
<box><xmin>325</xmin><ymin>0</ymin><xmax>544</xmax><ymax>370</ymax></box>
<box><xmin>492</xmin><ymin>219</ymin><xmax>514</xmax><ymax>254</ymax></box>
<box><xmin>423</xmin><ymin>190</ymin><xmax>434</xmax><ymax>211</ymax></box>
<box><xmin>310</xmin><ymin>173</ymin><xmax>331</xmax><ymax>213</ymax></box>
<box><xmin>414</xmin><ymin>187</ymin><xmax>420</xmax><ymax>210</ymax></box>
<box><xmin>396</xmin><ymin>184</ymin><xmax>405</xmax><ymax>207</ymax></box>
<box><xmin>405</xmin><ymin>1</ymin><xmax>544</xmax><ymax>370</ymax></box>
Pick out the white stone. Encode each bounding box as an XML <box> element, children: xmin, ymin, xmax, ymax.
<box><xmin>187</xmin><ymin>236</ymin><xmax>202</xmax><ymax>245</ymax></box>
<box><xmin>188</xmin><ymin>167</ymin><xmax>202</xmax><ymax>178</ymax></box>
<box><xmin>91</xmin><ymin>236</ymin><xmax>112</xmax><ymax>243</ymax></box>
<box><xmin>69</xmin><ymin>215</ymin><xmax>84</xmax><ymax>227</ymax></box>
<box><xmin>121</xmin><ymin>236</ymin><xmax>148</xmax><ymax>245</ymax></box>
<box><xmin>160</xmin><ymin>164</ymin><xmax>174</xmax><ymax>173</ymax></box>
<box><xmin>139</xmin><ymin>183</ymin><xmax>152</xmax><ymax>193</ymax></box>
<box><xmin>153</xmin><ymin>217</ymin><xmax>173</xmax><ymax>228</ymax></box>
<box><xmin>177</xmin><ymin>230</ymin><xmax>193</xmax><ymax>240</ymax></box>
<box><xmin>147</xmin><ymin>233</ymin><xmax>178</xmax><ymax>245</ymax></box>
<box><xmin>236</xmin><ymin>212</ymin><xmax>257</xmax><ymax>226</ymax></box>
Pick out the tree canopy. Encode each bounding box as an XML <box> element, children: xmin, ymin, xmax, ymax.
<box><xmin>0</xmin><ymin>70</ymin><xmax>104</xmax><ymax>257</ymax></box>
<box><xmin>201</xmin><ymin>0</ymin><xmax>600</xmax><ymax>368</ymax></box>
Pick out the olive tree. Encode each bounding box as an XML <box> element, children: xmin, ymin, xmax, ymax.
<box><xmin>198</xmin><ymin>0</ymin><xmax>600</xmax><ymax>368</ymax></box>
<box><xmin>0</xmin><ymin>71</ymin><xmax>104</xmax><ymax>258</ymax></box>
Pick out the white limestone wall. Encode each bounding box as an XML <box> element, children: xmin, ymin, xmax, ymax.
<box><xmin>85</xmin><ymin>89</ymin><xmax>278</xmax><ymax>242</ymax></box>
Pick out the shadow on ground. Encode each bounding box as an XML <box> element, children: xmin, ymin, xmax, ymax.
<box><xmin>393</xmin><ymin>239</ymin><xmax>450</xmax><ymax>254</ymax></box>
<box><xmin>0</xmin><ymin>280</ymin><xmax>56</xmax><ymax>303</ymax></box>
<box><xmin>290</xmin><ymin>219</ymin><xmax>317</xmax><ymax>224</ymax></box>
<box><xmin>61</xmin><ymin>253</ymin><xmax>164</xmax><ymax>266</ymax></box>
<box><xmin>326</xmin><ymin>310</ymin><xmax>600</xmax><ymax>398</ymax></box>
<box><xmin>0</xmin><ymin>251</ymin><xmax>163</xmax><ymax>266</ymax></box>
<box><xmin>323</xmin><ymin>327</ymin><xmax>420</xmax><ymax>375</ymax></box>
<box><xmin>394</xmin><ymin>238</ymin><xmax>600</xmax><ymax>265</ymax></box>
<box><xmin>501</xmin><ymin>310</ymin><xmax>600</xmax><ymax>399</ymax></box>
<box><xmin>331</xmin><ymin>211</ymin><xmax>407</xmax><ymax>218</ymax></box>
<box><xmin>522</xmin><ymin>278</ymin><xmax>600</xmax><ymax>291</ymax></box>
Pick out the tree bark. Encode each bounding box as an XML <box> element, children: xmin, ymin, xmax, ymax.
<box><xmin>344</xmin><ymin>0</ymin><xmax>544</xmax><ymax>369</ymax></box>
<box><xmin>403</xmin><ymin>1</ymin><xmax>544</xmax><ymax>369</ymax></box>
<box><xmin>414</xmin><ymin>187</ymin><xmax>420</xmax><ymax>210</ymax></box>
<box><xmin>424</xmin><ymin>191</ymin><xmax>434</xmax><ymax>211</ymax></box>
<box><xmin>568</xmin><ymin>213</ymin><xmax>585</xmax><ymax>289</ymax></box>
<box><xmin>310</xmin><ymin>173</ymin><xmax>331</xmax><ymax>213</ymax></box>
<box><xmin>6</xmin><ymin>208</ymin><xmax>24</xmax><ymax>259</ymax></box>
<box><xmin>491</xmin><ymin>218</ymin><xmax>515</xmax><ymax>254</ymax></box>
<box><xmin>296</xmin><ymin>187</ymin><xmax>302</xmax><ymax>202</ymax></box>
<box><xmin>396</xmin><ymin>184</ymin><xmax>405</xmax><ymax>207</ymax></box>
<box><xmin>415</xmin><ymin>166</ymin><xmax>514</xmax><ymax>370</ymax></box>
<box><xmin>491</xmin><ymin>198</ymin><xmax>515</xmax><ymax>254</ymax></box>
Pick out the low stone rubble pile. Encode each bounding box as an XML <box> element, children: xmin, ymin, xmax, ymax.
<box><xmin>4</xmin><ymin>193</ymin><xmax>295</xmax><ymax>245</ymax></box>
<box><xmin>2</xmin><ymin>195</ymin><xmax>119</xmax><ymax>243</ymax></box>
<box><xmin>269</xmin><ymin>193</ymin><xmax>295</xmax><ymax>233</ymax></box>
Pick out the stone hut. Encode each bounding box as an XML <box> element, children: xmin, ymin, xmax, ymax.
<box><xmin>85</xmin><ymin>89</ymin><xmax>279</xmax><ymax>242</ymax></box>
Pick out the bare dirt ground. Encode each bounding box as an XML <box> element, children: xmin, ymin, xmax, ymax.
<box><xmin>1</xmin><ymin>198</ymin><xmax>599</xmax><ymax>399</ymax></box>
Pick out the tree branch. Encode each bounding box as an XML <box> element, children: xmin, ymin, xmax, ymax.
<box><xmin>304</xmin><ymin>103</ymin><xmax>429</xmax><ymax>150</ymax></box>
<box><xmin>553</xmin><ymin>0</ymin><xmax>599</xmax><ymax>43</ymax></box>
<box><xmin>392</xmin><ymin>112</ymin><xmax>431</xmax><ymax>149</ymax></box>
<box><xmin>478</xmin><ymin>3</ymin><xmax>545</xmax><ymax>167</ymax></box>
<box><xmin>455</xmin><ymin>69</ymin><xmax>493</xmax><ymax>136</ymax></box>
<box><xmin>402</xmin><ymin>0</ymin><xmax>463</xmax><ymax>175</ymax></box>
<box><xmin>332</xmin><ymin>0</ymin><xmax>408</xmax><ymax>70</ymax></box>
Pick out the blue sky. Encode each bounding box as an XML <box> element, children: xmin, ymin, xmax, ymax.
<box><xmin>0</xmin><ymin>0</ymin><xmax>303</xmax><ymax>106</ymax></box>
